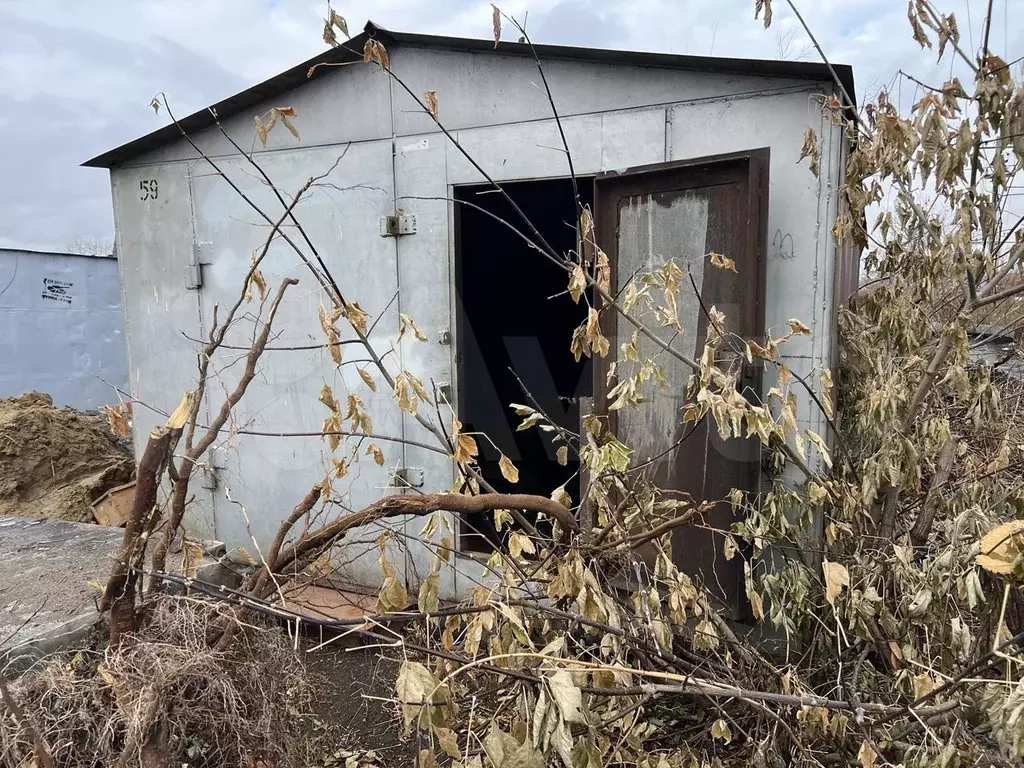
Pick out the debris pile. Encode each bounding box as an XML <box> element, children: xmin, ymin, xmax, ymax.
<box><xmin>0</xmin><ymin>392</ymin><xmax>134</xmax><ymax>523</ymax></box>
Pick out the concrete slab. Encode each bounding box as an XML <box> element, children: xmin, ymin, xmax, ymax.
<box><xmin>0</xmin><ymin>515</ymin><xmax>122</xmax><ymax>663</ymax></box>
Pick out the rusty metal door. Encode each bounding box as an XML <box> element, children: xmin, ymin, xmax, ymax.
<box><xmin>594</xmin><ymin>150</ymin><xmax>768</xmax><ymax>613</ymax></box>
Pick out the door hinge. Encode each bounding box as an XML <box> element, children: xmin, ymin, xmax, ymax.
<box><xmin>390</xmin><ymin>467</ymin><xmax>425</xmax><ymax>488</ymax></box>
<box><xmin>380</xmin><ymin>212</ymin><xmax>417</xmax><ymax>237</ymax></box>
<box><xmin>185</xmin><ymin>242</ymin><xmax>210</xmax><ymax>289</ymax></box>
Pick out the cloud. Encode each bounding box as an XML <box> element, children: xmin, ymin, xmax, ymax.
<box><xmin>0</xmin><ymin>0</ymin><xmax>1019</xmax><ymax>249</ymax></box>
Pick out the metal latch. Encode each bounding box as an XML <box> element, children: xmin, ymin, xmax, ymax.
<box><xmin>380</xmin><ymin>213</ymin><xmax>417</xmax><ymax>237</ymax></box>
<box><xmin>390</xmin><ymin>467</ymin><xmax>425</xmax><ymax>488</ymax></box>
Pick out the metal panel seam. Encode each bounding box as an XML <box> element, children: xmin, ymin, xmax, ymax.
<box><xmin>387</xmin><ymin>60</ymin><xmax>412</xmax><ymax>584</ymax></box>
<box><xmin>109</xmin><ymin>84</ymin><xmax>820</xmax><ymax>171</ymax></box>
<box><xmin>186</xmin><ymin>160</ymin><xmax>217</xmax><ymax>538</ymax></box>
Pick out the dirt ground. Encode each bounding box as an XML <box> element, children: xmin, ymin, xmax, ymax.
<box><xmin>0</xmin><ymin>392</ymin><xmax>134</xmax><ymax>523</ymax></box>
<box><xmin>301</xmin><ymin>634</ymin><xmax>418</xmax><ymax>767</ymax></box>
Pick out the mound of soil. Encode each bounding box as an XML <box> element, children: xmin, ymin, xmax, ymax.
<box><xmin>0</xmin><ymin>392</ymin><xmax>135</xmax><ymax>523</ymax></box>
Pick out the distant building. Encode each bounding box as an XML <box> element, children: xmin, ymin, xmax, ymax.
<box><xmin>0</xmin><ymin>247</ymin><xmax>128</xmax><ymax>410</ymax></box>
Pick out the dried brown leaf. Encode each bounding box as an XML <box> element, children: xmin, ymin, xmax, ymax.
<box><xmin>364</xmin><ymin>39</ymin><xmax>390</xmax><ymax>69</ymax></box>
<box><xmin>330</xmin><ymin>8</ymin><xmax>350</xmax><ymax>38</ymax></box>
<box><xmin>276</xmin><ymin>106</ymin><xmax>300</xmax><ymax>140</ymax></box>
<box><xmin>498</xmin><ymin>454</ymin><xmax>519</xmax><ymax>484</ymax></box>
<box><xmin>367</xmin><ymin>443</ymin><xmax>386</xmax><ymax>466</ymax></box>
<box><xmin>977</xmin><ymin>520</ymin><xmax>1024</xmax><ymax>574</ymax></box>
<box><xmin>822</xmin><ymin>559</ymin><xmax>850</xmax><ymax>605</ymax></box>
<box><xmin>346</xmin><ymin>301</ymin><xmax>370</xmax><ymax>336</ymax></box>
<box><xmin>798</xmin><ymin>127</ymin><xmax>821</xmax><ymax>177</ymax></box>
<box><xmin>104</xmin><ymin>402</ymin><xmax>132</xmax><ymax>438</ymax></box>
<box><xmin>319</xmin><ymin>384</ymin><xmax>340</xmax><ymax>415</ymax></box>
<box><xmin>358</xmin><ymin>367</ymin><xmax>378</xmax><ymax>392</ymax></box>
<box><xmin>424</xmin><ymin>90</ymin><xmax>439</xmax><ymax>119</ymax></box>
<box><xmin>754</xmin><ymin>0</ymin><xmax>772</xmax><ymax>28</ymax></box>
<box><xmin>709</xmin><ymin>251</ymin><xmax>737</xmax><ymax>272</ymax></box>
<box><xmin>254</xmin><ymin>114</ymin><xmax>269</xmax><ymax>146</ymax></box>
<box><xmin>492</xmin><ymin>5</ymin><xmax>502</xmax><ymax>48</ymax></box>
<box><xmin>788</xmin><ymin>318</ymin><xmax>812</xmax><ymax>336</ymax></box>
<box><xmin>323</xmin><ymin>18</ymin><xmax>338</xmax><ymax>47</ymax></box>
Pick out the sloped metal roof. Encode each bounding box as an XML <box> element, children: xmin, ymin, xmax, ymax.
<box><xmin>83</xmin><ymin>20</ymin><xmax>855</xmax><ymax>169</ymax></box>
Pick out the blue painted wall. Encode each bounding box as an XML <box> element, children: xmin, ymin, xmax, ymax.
<box><xmin>0</xmin><ymin>248</ymin><xmax>128</xmax><ymax>410</ymax></box>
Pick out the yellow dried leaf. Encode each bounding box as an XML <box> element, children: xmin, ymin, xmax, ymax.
<box><xmin>788</xmin><ymin>318</ymin><xmax>812</xmax><ymax>336</ymax></box>
<box><xmin>234</xmin><ymin>546</ymin><xmax>258</xmax><ymax>566</ymax></box>
<box><xmin>245</xmin><ymin>250</ymin><xmax>267</xmax><ymax>302</ymax></box>
<box><xmin>749</xmin><ymin>590</ymin><xmax>764</xmax><ymax>621</ymax></box>
<box><xmin>586</xmin><ymin>307</ymin><xmax>610</xmax><ymax>357</ymax></box>
<box><xmin>806</xmin><ymin>429</ymin><xmax>832</xmax><ymax>468</ymax></box>
<box><xmin>551</xmin><ymin>486</ymin><xmax>571</xmax><ymax>508</ymax></box>
<box><xmin>595</xmin><ymin>250</ymin><xmax>610</xmax><ymax>293</ymax></box>
<box><xmin>455</xmin><ymin>434</ymin><xmax>479</xmax><ymax>463</ymax></box>
<box><xmin>747</xmin><ymin>339</ymin><xmax>778</xmax><ymax>362</ymax></box>
<box><xmin>424</xmin><ymin>90</ymin><xmax>439</xmax><ymax>119</ymax></box>
<box><xmin>913</xmin><ymin>672</ymin><xmax>937</xmax><ymax>700</ymax></box>
<box><xmin>399</xmin><ymin>313</ymin><xmax>428</xmax><ymax>342</ymax></box>
<box><xmin>366</xmin><ymin>443</ymin><xmax>386</xmax><ymax>466</ymax></box>
<box><xmin>709</xmin><ymin>251</ymin><xmax>737</xmax><ymax>272</ymax></box>
<box><xmin>276</xmin><ymin>106</ymin><xmax>300</xmax><ymax>140</ymax></box>
<box><xmin>822</xmin><ymin>368</ymin><xmax>834</xmax><ymax>419</ymax></box>
<box><xmin>319</xmin><ymin>384</ymin><xmax>340</xmax><ymax>415</ymax></box>
<box><xmin>857</xmin><ymin>740</ymin><xmax>877</xmax><ymax>768</ymax></box>
<box><xmin>579</xmin><ymin>207</ymin><xmax>593</xmax><ymax>240</ymax></box>
<box><xmin>556</xmin><ymin>446</ymin><xmax>568</xmax><ymax>466</ymax></box>
<box><xmin>319</xmin><ymin>303</ymin><xmax>343</xmax><ymax>365</ymax></box>
<box><xmin>798</xmin><ymin>126</ymin><xmax>821</xmax><ymax>177</ymax></box>
<box><xmin>452</xmin><ymin>418</ymin><xmax>479</xmax><ymax>464</ymax></box>
<box><xmin>508</xmin><ymin>532</ymin><xmax>535</xmax><ymax>559</ymax></box>
<box><xmin>418</xmin><ymin>572</ymin><xmax>440</xmax><ymax>613</ymax></box>
<box><xmin>357</xmin><ymin>367</ymin><xmax>378</xmax><ymax>392</ymax></box>
<box><xmin>498</xmin><ymin>454</ymin><xmax>519</xmax><ymax>484</ymax></box>
<box><xmin>323</xmin><ymin>18</ymin><xmax>338</xmax><ymax>47</ymax></box>
<box><xmin>329</xmin><ymin>8</ymin><xmax>349</xmax><ymax>38</ymax></box>
<box><xmin>568</xmin><ymin>265</ymin><xmax>587</xmax><ymax>303</ymax></box>
<box><xmin>345</xmin><ymin>301</ymin><xmax>370</xmax><ymax>336</ymax></box>
<box><xmin>104</xmin><ymin>402</ymin><xmax>132</xmax><ymax>438</ymax></box>
<box><xmin>377</xmin><ymin>551</ymin><xmax>408</xmax><ymax>614</ymax></box>
<box><xmin>254</xmin><ymin>113</ymin><xmax>269</xmax><ymax>146</ymax></box>
<box><xmin>977</xmin><ymin>520</ymin><xmax>1024</xmax><ymax>574</ymax></box>
<box><xmin>711</xmin><ymin>718</ymin><xmax>732</xmax><ymax>744</ymax></box>
<box><xmin>98</xmin><ymin>663</ymin><xmax>117</xmax><ymax>687</ymax></box>
<box><xmin>363</xmin><ymin>39</ymin><xmax>390</xmax><ymax>69</ymax></box>
<box><xmin>436</xmin><ymin>728</ymin><xmax>461</xmax><ymax>760</ymax></box>
<box><xmin>822</xmin><ymin>559</ymin><xmax>850</xmax><ymax>605</ymax></box>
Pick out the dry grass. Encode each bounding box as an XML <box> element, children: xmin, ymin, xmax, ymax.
<box><xmin>1</xmin><ymin>597</ymin><xmax>312</xmax><ymax>768</ymax></box>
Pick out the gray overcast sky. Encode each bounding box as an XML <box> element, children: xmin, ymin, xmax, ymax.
<box><xmin>0</xmin><ymin>0</ymin><xmax>1020</xmax><ymax>251</ymax></box>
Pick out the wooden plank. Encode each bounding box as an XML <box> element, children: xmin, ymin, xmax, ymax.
<box><xmin>91</xmin><ymin>481</ymin><xmax>137</xmax><ymax>528</ymax></box>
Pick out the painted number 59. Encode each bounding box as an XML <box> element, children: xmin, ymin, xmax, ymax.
<box><xmin>139</xmin><ymin>179</ymin><xmax>159</xmax><ymax>201</ymax></box>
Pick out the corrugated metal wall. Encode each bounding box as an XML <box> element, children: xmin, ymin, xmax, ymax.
<box><xmin>0</xmin><ymin>248</ymin><xmax>127</xmax><ymax>410</ymax></box>
<box><xmin>108</xmin><ymin>43</ymin><xmax>849</xmax><ymax>596</ymax></box>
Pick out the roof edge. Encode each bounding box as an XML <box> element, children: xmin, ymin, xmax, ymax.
<box><xmin>84</xmin><ymin>20</ymin><xmax>854</xmax><ymax>169</ymax></box>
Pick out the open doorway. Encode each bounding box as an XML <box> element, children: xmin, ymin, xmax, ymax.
<box><xmin>454</xmin><ymin>177</ymin><xmax>594</xmax><ymax>553</ymax></box>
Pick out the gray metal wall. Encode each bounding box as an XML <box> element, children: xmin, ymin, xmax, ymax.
<box><xmin>108</xmin><ymin>43</ymin><xmax>848</xmax><ymax>596</ymax></box>
<box><xmin>0</xmin><ymin>248</ymin><xmax>128</xmax><ymax>410</ymax></box>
